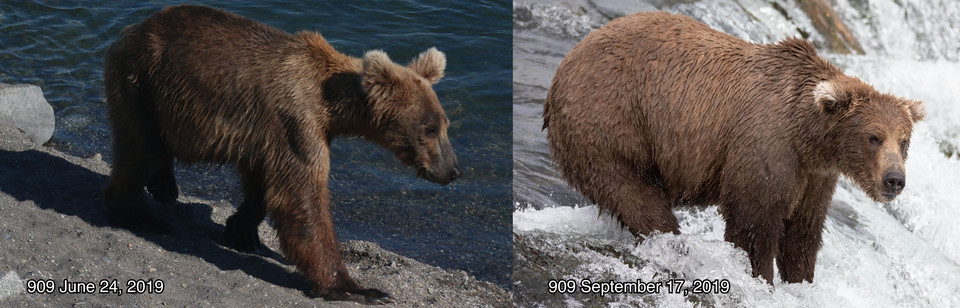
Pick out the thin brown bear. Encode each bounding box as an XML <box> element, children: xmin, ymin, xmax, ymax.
<box><xmin>103</xmin><ymin>4</ymin><xmax>461</xmax><ymax>304</ymax></box>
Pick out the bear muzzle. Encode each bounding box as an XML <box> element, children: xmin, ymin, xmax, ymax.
<box><xmin>448</xmin><ymin>165</ymin><xmax>463</xmax><ymax>181</ymax></box>
<box><xmin>423</xmin><ymin>163</ymin><xmax>462</xmax><ymax>185</ymax></box>
<box><xmin>881</xmin><ymin>170</ymin><xmax>905</xmax><ymax>200</ymax></box>
<box><xmin>420</xmin><ymin>137</ymin><xmax>461</xmax><ymax>185</ymax></box>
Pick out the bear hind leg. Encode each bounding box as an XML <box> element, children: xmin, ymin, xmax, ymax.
<box><xmin>617</xmin><ymin>183</ymin><xmax>679</xmax><ymax>238</ymax></box>
<box><xmin>103</xmin><ymin>75</ymin><xmax>173</xmax><ymax>232</ymax></box>
<box><xmin>587</xmin><ymin>173</ymin><xmax>679</xmax><ymax>238</ymax></box>
<box><xmin>103</xmin><ymin>129</ymin><xmax>171</xmax><ymax>232</ymax></box>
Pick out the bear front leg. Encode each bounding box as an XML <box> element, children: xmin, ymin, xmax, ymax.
<box><xmin>224</xmin><ymin>164</ymin><xmax>268</xmax><ymax>253</ymax></box>
<box><xmin>721</xmin><ymin>201</ymin><xmax>784</xmax><ymax>284</ymax></box>
<box><xmin>777</xmin><ymin>175</ymin><xmax>836</xmax><ymax>283</ymax></box>
<box><xmin>719</xmin><ymin>147</ymin><xmax>797</xmax><ymax>284</ymax></box>
<box><xmin>146</xmin><ymin>155</ymin><xmax>179</xmax><ymax>204</ymax></box>
<box><xmin>264</xmin><ymin>159</ymin><xmax>391</xmax><ymax>304</ymax></box>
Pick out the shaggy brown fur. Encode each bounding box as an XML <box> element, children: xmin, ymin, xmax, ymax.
<box><xmin>543</xmin><ymin>12</ymin><xmax>924</xmax><ymax>284</ymax></box>
<box><xmin>103</xmin><ymin>5</ymin><xmax>461</xmax><ymax>304</ymax></box>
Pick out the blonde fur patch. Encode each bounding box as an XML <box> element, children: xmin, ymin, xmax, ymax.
<box><xmin>813</xmin><ymin>80</ymin><xmax>836</xmax><ymax>110</ymax></box>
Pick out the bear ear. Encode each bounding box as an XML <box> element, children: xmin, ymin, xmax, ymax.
<box><xmin>362</xmin><ymin>50</ymin><xmax>398</xmax><ymax>88</ymax></box>
<box><xmin>408</xmin><ymin>47</ymin><xmax>446</xmax><ymax>84</ymax></box>
<box><xmin>363</xmin><ymin>50</ymin><xmax>410</xmax><ymax>122</ymax></box>
<box><xmin>904</xmin><ymin>99</ymin><xmax>926</xmax><ymax>123</ymax></box>
<box><xmin>813</xmin><ymin>80</ymin><xmax>848</xmax><ymax>114</ymax></box>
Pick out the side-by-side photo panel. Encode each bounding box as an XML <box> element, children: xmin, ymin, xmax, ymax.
<box><xmin>0</xmin><ymin>1</ymin><xmax>512</xmax><ymax>306</ymax></box>
<box><xmin>514</xmin><ymin>0</ymin><xmax>960</xmax><ymax>306</ymax></box>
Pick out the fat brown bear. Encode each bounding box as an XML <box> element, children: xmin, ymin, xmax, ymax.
<box><xmin>103</xmin><ymin>5</ymin><xmax>461</xmax><ymax>303</ymax></box>
<box><xmin>543</xmin><ymin>12</ymin><xmax>924</xmax><ymax>284</ymax></box>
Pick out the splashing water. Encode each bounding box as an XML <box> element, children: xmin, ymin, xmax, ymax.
<box><xmin>513</xmin><ymin>0</ymin><xmax>960</xmax><ymax>306</ymax></box>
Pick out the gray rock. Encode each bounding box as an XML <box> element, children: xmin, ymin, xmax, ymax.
<box><xmin>0</xmin><ymin>271</ymin><xmax>25</xmax><ymax>300</ymax></box>
<box><xmin>0</xmin><ymin>83</ymin><xmax>55</xmax><ymax>146</ymax></box>
<box><xmin>0</xmin><ymin>125</ymin><xmax>36</xmax><ymax>151</ymax></box>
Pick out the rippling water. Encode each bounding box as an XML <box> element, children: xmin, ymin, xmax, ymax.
<box><xmin>0</xmin><ymin>0</ymin><xmax>512</xmax><ymax>287</ymax></box>
<box><xmin>514</xmin><ymin>0</ymin><xmax>960</xmax><ymax>306</ymax></box>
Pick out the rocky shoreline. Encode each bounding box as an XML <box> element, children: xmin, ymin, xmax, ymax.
<box><xmin>0</xmin><ymin>123</ymin><xmax>510</xmax><ymax>306</ymax></box>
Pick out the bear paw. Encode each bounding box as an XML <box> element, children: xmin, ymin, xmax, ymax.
<box><xmin>223</xmin><ymin>225</ymin><xmax>267</xmax><ymax>254</ymax></box>
<box><xmin>146</xmin><ymin>173</ymin><xmax>179</xmax><ymax>204</ymax></box>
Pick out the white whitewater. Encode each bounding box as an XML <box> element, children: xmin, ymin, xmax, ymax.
<box><xmin>513</xmin><ymin>0</ymin><xmax>960</xmax><ymax>306</ymax></box>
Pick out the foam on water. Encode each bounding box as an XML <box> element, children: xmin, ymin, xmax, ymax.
<box><xmin>515</xmin><ymin>195</ymin><xmax>960</xmax><ymax>306</ymax></box>
<box><xmin>832</xmin><ymin>0</ymin><xmax>960</xmax><ymax>61</ymax></box>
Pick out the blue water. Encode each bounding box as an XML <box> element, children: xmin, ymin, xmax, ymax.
<box><xmin>0</xmin><ymin>1</ymin><xmax>512</xmax><ymax>288</ymax></box>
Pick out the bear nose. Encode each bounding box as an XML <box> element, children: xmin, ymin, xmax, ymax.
<box><xmin>883</xmin><ymin>171</ymin><xmax>905</xmax><ymax>193</ymax></box>
<box><xmin>449</xmin><ymin>165</ymin><xmax>463</xmax><ymax>181</ymax></box>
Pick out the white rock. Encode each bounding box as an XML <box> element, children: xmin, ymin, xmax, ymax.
<box><xmin>0</xmin><ymin>271</ymin><xmax>25</xmax><ymax>300</ymax></box>
<box><xmin>0</xmin><ymin>83</ymin><xmax>55</xmax><ymax>146</ymax></box>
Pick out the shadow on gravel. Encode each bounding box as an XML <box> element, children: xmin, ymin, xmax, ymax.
<box><xmin>0</xmin><ymin>149</ymin><xmax>310</xmax><ymax>295</ymax></box>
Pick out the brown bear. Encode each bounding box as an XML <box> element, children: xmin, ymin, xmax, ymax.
<box><xmin>543</xmin><ymin>12</ymin><xmax>924</xmax><ymax>284</ymax></box>
<box><xmin>103</xmin><ymin>4</ymin><xmax>461</xmax><ymax>304</ymax></box>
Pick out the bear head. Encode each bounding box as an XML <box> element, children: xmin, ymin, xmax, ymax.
<box><xmin>360</xmin><ymin>48</ymin><xmax>462</xmax><ymax>185</ymax></box>
<box><xmin>814</xmin><ymin>76</ymin><xmax>925</xmax><ymax>202</ymax></box>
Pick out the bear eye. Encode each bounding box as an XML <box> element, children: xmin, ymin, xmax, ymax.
<box><xmin>425</xmin><ymin>126</ymin><xmax>438</xmax><ymax>138</ymax></box>
<box><xmin>900</xmin><ymin>140</ymin><xmax>908</xmax><ymax>151</ymax></box>
<box><xmin>869</xmin><ymin>135</ymin><xmax>881</xmax><ymax>145</ymax></box>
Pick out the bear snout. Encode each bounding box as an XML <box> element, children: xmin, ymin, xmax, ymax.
<box><xmin>448</xmin><ymin>165</ymin><xmax>464</xmax><ymax>181</ymax></box>
<box><xmin>425</xmin><ymin>163</ymin><xmax>462</xmax><ymax>186</ymax></box>
<box><xmin>423</xmin><ymin>138</ymin><xmax>461</xmax><ymax>185</ymax></box>
<box><xmin>882</xmin><ymin>170</ymin><xmax>905</xmax><ymax>197</ymax></box>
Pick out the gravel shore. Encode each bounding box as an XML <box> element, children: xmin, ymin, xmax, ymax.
<box><xmin>0</xmin><ymin>129</ymin><xmax>510</xmax><ymax>307</ymax></box>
